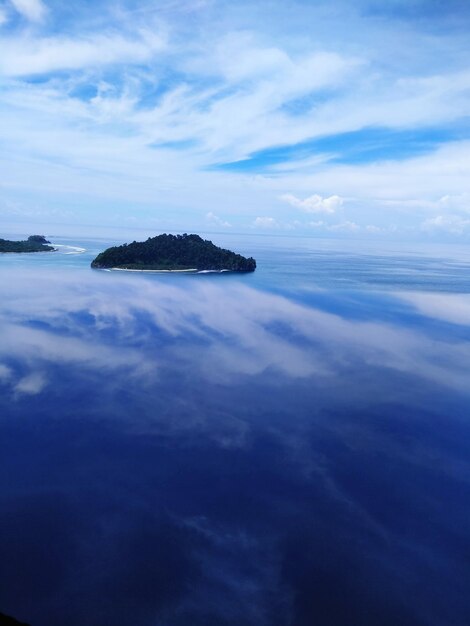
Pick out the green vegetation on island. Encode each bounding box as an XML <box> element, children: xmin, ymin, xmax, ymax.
<box><xmin>91</xmin><ymin>233</ymin><xmax>256</xmax><ymax>272</ymax></box>
<box><xmin>0</xmin><ymin>235</ymin><xmax>54</xmax><ymax>253</ymax></box>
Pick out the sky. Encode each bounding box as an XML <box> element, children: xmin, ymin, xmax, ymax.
<box><xmin>1</xmin><ymin>0</ymin><xmax>470</xmax><ymax>239</ymax></box>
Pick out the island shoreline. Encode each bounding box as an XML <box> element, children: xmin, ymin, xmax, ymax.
<box><xmin>96</xmin><ymin>267</ymin><xmax>236</xmax><ymax>274</ymax></box>
<box><xmin>108</xmin><ymin>267</ymin><xmax>199</xmax><ymax>273</ymax></box>
<box><xmin>90</xmin><ymin>233</ymin><xmax>256</xmax><ymax>273</ymax></box>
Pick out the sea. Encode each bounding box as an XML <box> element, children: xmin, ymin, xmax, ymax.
<box><xmin>0</xmin><ymin>231</ymin><xmax>469</xmax><ymax>626</ymax></box>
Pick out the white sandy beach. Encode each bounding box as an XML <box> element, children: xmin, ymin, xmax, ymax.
<box><xmin>109</xmin><ymin>267</ymin><xmax>198</xmax><ymax>273</ymax></box>
<box><xmin>107</xmin><ymin>267</ymin><xmax>232</xmax><ymax>274</ymax></box>
<box><xmin>52</xmin><ymin>244</ymin><xmax>87</xmax><ymax>255</ymax></box>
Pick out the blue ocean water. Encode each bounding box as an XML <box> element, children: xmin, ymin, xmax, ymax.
<box><xmin>0</xmin><ymin>233</ymin><xmax>469</xmax><ymax>626</ymax></box>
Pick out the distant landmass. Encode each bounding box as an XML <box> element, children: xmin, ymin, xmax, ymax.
<box><xmin>91</xmin><ymin>234</ymin><xmax>256</xmax><ymax>272</ymax></box>
<box><xmin>0</xmin><ymin>235</ymin><xmax>53</xmax><ymax>253</ymax></box>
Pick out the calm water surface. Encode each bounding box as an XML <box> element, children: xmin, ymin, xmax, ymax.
<box><xmin>1</xmin><ymin>233</ymin><xmax>469</xmax><ymax>625</ymax></box>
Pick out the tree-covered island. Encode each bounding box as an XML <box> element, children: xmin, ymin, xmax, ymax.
<box><xmin>0</xmin><ymin>235</ymin><xmax>54</xmax><ymax>253</ymax></box>
<box><xmin>91</xmin><ymin>233</ymin><xmax>256</xmax><ymax>272</ymax></box>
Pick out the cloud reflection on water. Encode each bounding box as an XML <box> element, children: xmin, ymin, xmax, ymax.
<box><xmin>0</xmin><ymin>268</ymin><xmax>469</xmax><ymax>626</ymax></box>
<box><xmin>1</xmin><ymin>268</ymin><xmax>470</xmax><ymax>397</ymax></box>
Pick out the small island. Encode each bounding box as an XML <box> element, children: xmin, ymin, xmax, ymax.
<box><xmin>91</xmin><ymin>233</ymin><xmax>256</xmax><ymax>272</ymax></box>
<box><xmin>0</xmin><ymin>235</ymin><xmax>54</xmax><ymax>253</ymax></box>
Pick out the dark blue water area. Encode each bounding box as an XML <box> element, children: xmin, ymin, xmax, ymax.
<box><xmin>1</xmin><ymin>239</ymin><xmax>470</xmax><ymax>626</ymax></box>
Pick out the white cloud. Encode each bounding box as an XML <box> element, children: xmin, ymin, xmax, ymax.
<box><xmin>252</xmin><ymin>216</ymin><xmax>280</xmax><ymax>229</ymax></box>
<box><xmin>10</xmin><ymin>0</ymin><xmax>46</xmax><ymax>22</ymax></box>
<box><xmin>421</xmin><ymin>214</ymin><xmax>470</xmax><ymax>235</ymax></box>
<box><xmin>308</xmin><ymin>221</ymin><xmax>383</xmax><ymax>234</ymax></box>
<box><xmin>329</xmin><ymin>221</ymin><xmax>360</xmax><ymax>232</ymax></box>
<box><xmin>212</xmin><ymin>34</ymin><xmax>360</xmax><ymax>93</ymax></box>
<box><xmin>438</xmin><ymin>194</ymin><xmax>470</xmax><ymax>213</ymax></box>
<box><xmin>14</xmin><ymin>371</ymin><xmax>47</xmax><ymax>396</ymax></box>
<box><xmin>206</xmin><ymin>211</ymin><xmax>232</xmax><ymax>227</ymax></box>
<box><xmin>281</xmin><ymin>193</ymin><xmax>344</xmax><ymax>214</ymax></box>
<box><xmin>0</xmin><ymin>2</ymin><xmax>469</xmax><ymax>237</ymax></box>
<box><xmin>279</xmin><ymin>142</ymin><xmax>470</xmax><ymax>217</ymax></box>
<box><xmin>213</xmin><ymin>33</ymin><xmax>291</xmax><ymax>82</ymax></box>
<box><xmin>0</xmin><ymin>30</ymin><xmax>166</xmax><ymax>76</ymax></box>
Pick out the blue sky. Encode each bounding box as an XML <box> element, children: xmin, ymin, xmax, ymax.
<box><xmin>1</xmin><ymin>0</ymin><xmax>470</xmax><ymax>239</ymax></box>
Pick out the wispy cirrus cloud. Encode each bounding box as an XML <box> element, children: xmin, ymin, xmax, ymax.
<box><xmin>0</xmin><ymin>29</ymin><xmax>166</xmax><ymax>76</ymax></box>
